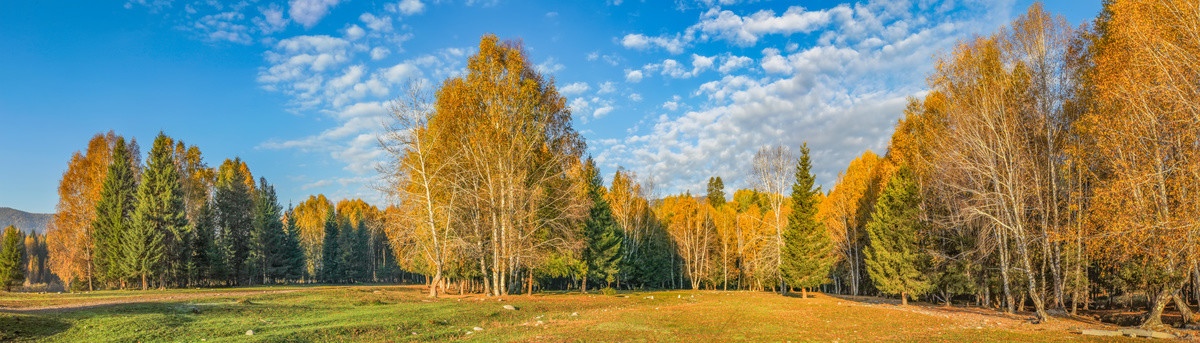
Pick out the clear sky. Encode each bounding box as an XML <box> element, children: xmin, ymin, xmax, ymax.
<box><xmin>0</xmin><ymin>0</ymin><xmax>1101</xmax><ymax>213</ymax></box>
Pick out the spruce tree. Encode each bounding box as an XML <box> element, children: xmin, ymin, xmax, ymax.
<box><xmin>92</xmin><ymin>137</ymin><xmax>138</xmax><ymax>288</ymax></box>
<box><xmin>190</xmin><ymin>201</ymin><xmax>217</xmax><ymax>286</ymax></box>
<box><xmin>706</xmin><ymin>176</ymin><xmax>726</xmax><ymax>208</ymax></box>
<box><xmin>250</xmin><ymin>178</ymin><xmax>284</xmax><ymax>284</ymax></box>
<box><xmin>863</xmin><ymin>167</ymin><xmax>930</xmax><ymax>305</ymax></box>
<box><xmin>781</xmin><ymin>143</ymin><xmax>834</xmax><ymax>298</ymax></box>
<box><xmin>213</xmin><ymin>158</ymin><xmax>255</xmax><ymax>285</ymax></box>
<box><xmin>0</xmin><ymin>226</ymin><xmax>25</xmax><ymax>292</ymax></box>
<box><xmin>125</xmin><ymin>133</ymin><xmax>183</xmax><ymax>290</ymax></box>
<box><xmin>320</xmin><ymin>212</ymin><xmax>340</xmax><ymax>283</ymax></box>
<box><xmin>580</xmin><ymin>158</ymin><xmax>621</xmax><ymax>292</ymax></box>
<box><xmin>280</xmin><ymin>207</ymin><xmax>306</xmax><ymax>283</ymax></box>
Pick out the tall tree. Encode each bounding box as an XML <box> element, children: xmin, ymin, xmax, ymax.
<box><xmin>320</xmin><ymin>213</ymin><xmax>340</xmax><ymax>283</ymax></box>
<box><xmin>863</xmin><ymin>167</ymin><xmax>930</xmax><ymax>305</ymax></box>
<box><xmin>91</xmin><ymin>136</ymin><xmax>138</xmax><ymax>288</ymax></box>
<box><xmin>580</xmin><ymin>158</ymin><xmax>622</xmax><ymax>292</ymax></box>
<box><xmin>213</xmin><ymin>158</ymin><xmax>255</xmax><ymax>285</ymax></box>
<box><xmin>706</xmin><ymin>177</ymin><xmax>726</xmax><ymax>209</ymax></box>
<box><xmin>125</xmin><ymin>133</ymin><xmax>185</xmax><ymax>290</ymax></box>
<box><xmin>1085</xmin><ymin>0</ymin><xmax>1200</xmax><ymax>328</ymax></box>
<box><xmin>781</xmin><ymin>143</ymin><xmax>834</xmax><ymax>298</ymax></box>
<box><xmin>250</xmin><ymin>178</ymin><xmax>285</xmax><ymax>284</ymax></box>
<box><xmin>752</xmin><ymin>144</ymin><xmax>794</xmax><ymax>293</ymax></box>
<box><xmin>293</xmin><ymin>195</ymin><xmax>334</xmax><ymax>281</ymax></box>
<box><xmin>0</xmin><ymin>226</ymin><xmax>25</xmax><ymax>292</ymax></box>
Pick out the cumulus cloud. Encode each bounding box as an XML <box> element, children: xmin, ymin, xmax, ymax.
<box><xmin>621</xmin><ymin>33</ymin><xmax>687</xmax><ymax>54</ymax></box>
<box><xmin>598</xmin><ymin>0</ymin><xmax>1013</xmax><ymax>194</ymax></box>
<box><xmin>392</xmin><ymin>0</ymin><xmax>426</xmax><ymax>15</ymax></box>
<box><xmin>560</xmin><ymin>82</ymin><xmax>590</xmax><ymax>95</ymax></box>
<box><xmin>718</xmin><ymin>55</ymin><xmax>753</xmax><ymax>73</ymax></box>
<box><xmin>625</xmin><ymin>69</ymin><xmax>643</xmax><ymax>83</ymax></box>
<box><xmin>288</xmin><ymin>0</ymin><xmax>343</xmax><ymax>28</ymax></box>
<box><xmin>693</xmin><ymin>5</ymin><xmax>844</xmax><ymax>46</ymax></box>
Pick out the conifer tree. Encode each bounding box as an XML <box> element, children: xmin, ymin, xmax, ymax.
<box><xmin>781</xmin><ymin>143</ymin><xmax>834</xmax><ymax>298</ymax></box>
<box><xmin>863</xmin><ymin>167</ymin><xmax>930</xmax><ymax>305</ymax></box>
<box><xmin>580</xmin><ymin>158</ymin><xmax>622</xmax><ymax>292</ymax></box>
<box><xmin>706</xmin><ymin>176</ymin><xmax>726</xmax><ymax>208</ymax></box>
<box><xmin>280</xmin><ymin>207</ymin><xmax>306</xmax><ymax>283</ymax></box>
<box><xmin>125</xmin><ymin>133</ymin><xmax>184</xmax><ymax>290</ymax></box>
<box><xmin>250</xmin><ymin>178</ymin><xmax>284</xmax><ymax>284</ymax></box>
<box><xmin>320</xmin><ymin>213</ymin><xmax>340</xmax><ymax>283</ymax></box>
<box><xmin>214</xmin><ymin>158</ymin><xmax>255</xmax><ymax>285</ymax></box>
<box><xmin>190</xmin><ymin>201</ymin><xmax>217</xmax><ymax>286</ymax></box>
<box><xmin>92</xmin><ymin>137</ymin><xmax>138</xmax><ymax>288</ymax></box>
<box><xmin>0</xmin><ymin>226</ymin><xmax>25</xmax><ymax>292</ymax></box>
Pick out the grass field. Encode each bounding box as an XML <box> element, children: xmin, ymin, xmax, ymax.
<box><xmin>0</xmin><ymin>285</ymin><xmax>1137</xmax><ymax>342</ymax></box>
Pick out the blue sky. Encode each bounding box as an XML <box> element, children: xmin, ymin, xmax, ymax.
<box><xmin>0</xmin><ymin>0</ymin><xmax>1101</xmax><ymax>213</ymax></box>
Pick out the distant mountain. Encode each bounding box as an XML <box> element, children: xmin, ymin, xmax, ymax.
<box><xmin>0</xmin><ymin>207</ymin><xmax>53</xmax><ymax>234</ymax></box>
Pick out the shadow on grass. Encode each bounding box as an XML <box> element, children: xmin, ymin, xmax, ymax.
<box><xmin>0</xmin><ymin>314</ymin><xmax>71</xmax><ymax>341</ymax></box>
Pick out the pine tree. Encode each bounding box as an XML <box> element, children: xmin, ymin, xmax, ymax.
<box><xmin>781</xmin><ymin>143</ymin><xmax>834</xmax><ymax>298</ymax></box>
<box><xmin>91</xmin><ymin>137</ymin><xmax>138</xmax><ymax>288</ymax></box>
<box><xmin>863</xmin><ymin>167</ymin><xmax>930</xmax><ymax>305</ymax></box>
<box><xmin>706</xmin><ymin>176</ymin><xmax>726</xmax><ymax>208</ymax></box>
<box><xmin>125</xmin><ymin>133</ymin><xmax>184</xmax><ymax>290</ymax></box>
<box><xmin>580</xmin><ymin>158</ymin><xmax>622</xmax><ymax>292</ymax></box>
<box><xmin>250</xmin><ymin>178</ymin><xmax>284</xmax><ymax>284</ymax></box>
<box><xmin>0</xmin><ymin>226</ymin><xmax>25</xmax><ymax>292</ymax></box>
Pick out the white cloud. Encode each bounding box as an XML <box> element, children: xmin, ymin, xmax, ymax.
<box><xmin>560</xmin><ymin>82</ymin><xmax>590</xmax><ymax>95</ymax></box>
<box><xmin>620</xmin><ymin>34</ymin><xmax>687</xmax><ymax>54</ymax></box>
<box><xmin>598</xmin><ymin>81</ymin><xmax>616</xmax><ymax>94</ymax></box>
<box><xmin>359</xmin><ymin>13</ymin><xmax>394</xmax><ymax>33</ymax></box>
<box><xmin>598</xmin><ymin>0</ymin><xmax>1013</xmax><ymax>195</ymax></box>
<box><xmin>254</xmin><ymin>5</ymin><xmax>289</xmax><ymax>34</ymax></box>
<box><xmin>536</xmin><ymin>57</ymin><xmax>565</xmax><ymax>75</ymax></box>
<box><xmin>288</xmin><ymin>0</ymin><xmax>343</xmax><ymax>28</ymax></box>
<box><xmin>593</xmin><ymin>106</ymin><xmax>615</xmax><ymax>118</ymax></box>
<box><xmin>625</xmin><ymin>69</ymin><xmax>643</xmax><ymax>83</ymax></box>
<box><xmin>693</xmin><ymin>5</ymin><xmax>845</xmax><ymax>46</ymax></box>
<box><xmin>394</xmin><ymin>0</ymin><xmax>426</xmax><ymax>16</ymax></box>
<box><xmin>344</xmin><ymin>24</ymin><xmax>366</xmax><ymax>40</ymax></box>
<box><xmin>718</xmin><ymin>55</ymin><xmax>753</xmax><ymax>73</ymax></box>
<box><xmin>370</xmin><ymin>47</ymin><xmax>391</xmax><ymax>60</ymax></box>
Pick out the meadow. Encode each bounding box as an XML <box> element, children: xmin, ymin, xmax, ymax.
<box><xmin>0</xmin><ymin>285</ymin><xmax>1135</xmax><ymax>342</ymax></box>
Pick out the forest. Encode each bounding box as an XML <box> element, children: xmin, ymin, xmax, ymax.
<box><xmin>1</xmin><ymin>0</ymin><xmax>1196</xmax><ymax>331</ymax></box>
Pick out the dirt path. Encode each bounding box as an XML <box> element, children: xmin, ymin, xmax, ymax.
<box><xmin>0</xmin><ymin>289</ymin><xmax>306</xmax><ymax>314</ymax></box>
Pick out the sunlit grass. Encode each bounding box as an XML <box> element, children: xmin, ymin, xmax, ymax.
<box><xmin>1</xmin><ymin>285</ymin><xmax>1133</xmax><ymax>342</ymax></box>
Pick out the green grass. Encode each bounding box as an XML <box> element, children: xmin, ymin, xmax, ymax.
<box><xmin>0</xmin><ymin>285</ymin><xmax>1136</xmax><ymax>342</ymax></box>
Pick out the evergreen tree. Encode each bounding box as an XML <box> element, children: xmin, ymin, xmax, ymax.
<box><xmin>319</xmin><ymin>212</ymin><xmax>340</xmax><ymax>283</ymax></box>
<box><xmin>580</xmin><ymin>158</ymin><xmax>622</xmax><ymax>292</ymax></box>
<box><xmin>279</xmin><ymin>207</ymin><xmax>306</xmax><ymax>283</ymax></box>
<box><xmin>0</xmin><ymin>226</ymin><xmax>25</xmax><ymax>292</ymax></box>
<box><xmin>190</xmin><ymin>201</ymin><xmax>217</xmax><ymax>286</ymax></box>
<box><xmin>706</xmin><ymin>176</ymin><xmax>726</xmax><ymax>208</ymax></box>
<box><xmin>125</xmin><ymin>133</ymin><xmax>184</xmax><ymax>290</ymax></box>
<box><xmin>781</xmin><ymin>143</ymin><xmax>834</xmax><ymax>298</ymax></box>
<box><xmin>250</xmin><ymin>177</ymin><xmax>285</xmax><ymax>284</ymax></box>
<box><xmin>91</xmin><ymin>137</ymin><xmax>137</xmax><ymax>288</ymax></box>
<box><xmin>213</xmin><ymin>158</ymin><xmax>255</xmax><ymax>285</ymax></box>
<box><xmin>863</xmin><ymin>167</ymin><xmax>930</xmax><ymax>305</ymax></box>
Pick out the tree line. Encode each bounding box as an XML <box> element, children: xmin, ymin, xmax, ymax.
<box><xmin>39</xmin><ymin>132</ymin><xmax>404</xmax><ymax>291</ymax></box>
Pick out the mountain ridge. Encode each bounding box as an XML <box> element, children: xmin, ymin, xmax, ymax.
<box><xmin>0</xmin><ymin>207</ymin><xmax>53</xmax><ymax>234</ymax></box>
